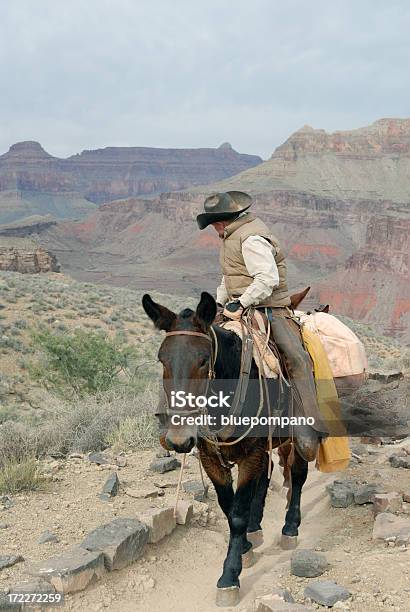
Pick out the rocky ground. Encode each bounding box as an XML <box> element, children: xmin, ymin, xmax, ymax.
<box><xmin>1</xmin><ymin>435</ymin><xmax>410</xmax><ymax>611</ymax></box>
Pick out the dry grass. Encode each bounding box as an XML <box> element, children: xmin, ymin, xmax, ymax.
<box><xmin>0</xmin><ymin>457</ymin><xmax>46</xmax><ymax>494</ymax></box>
<box><xmin>106</xmin><ymin>414</ymin><xmax>158</xmax><ymax>452</ymax></box>
<box><xmin>0</xmin><ymin>385</ymin><xmax>159</xmax><ymax>468</ymax></box>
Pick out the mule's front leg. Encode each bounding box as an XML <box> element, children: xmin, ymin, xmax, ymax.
<box><xmin>217</xmin><ymin>477</ymin><xmax>255</xmax><ymax>591</ymax></box>
<box><xmin>216</xmin><ymin>447</ymin><xmax>266</xmax><ymax>607</ymax></box>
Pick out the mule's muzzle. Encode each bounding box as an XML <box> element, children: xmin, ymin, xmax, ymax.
<box><xmin>165</xmin><ymin>435</ymin><xmax>196</xmax><ymax>454</ymax></box>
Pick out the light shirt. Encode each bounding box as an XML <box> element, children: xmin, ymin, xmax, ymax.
<box><xmin>216</xmin><ymin>234</ymin><xmax>280</xmax><ymax>307</ymax></box>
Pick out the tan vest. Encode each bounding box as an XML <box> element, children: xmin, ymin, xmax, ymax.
<box><xmin>219</xmin><ymin>214</ymin><xmax>291</xmax><ymax>308</ymax></box>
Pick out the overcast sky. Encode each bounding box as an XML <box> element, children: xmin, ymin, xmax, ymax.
<box><xmin>1</xmin><ymin>0</ymin><xmax>409</xmax><ymax>159</ymax></box>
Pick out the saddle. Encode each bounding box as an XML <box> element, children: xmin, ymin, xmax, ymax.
<box><xmin>217</xmin><ymin>287</ymin><xmax>313</xmax><ymax>380</ymax></box>
<box><xmin>219</xmin><ymin>312</ymin><xmax>281</xmax><ymax>378</ymax></box>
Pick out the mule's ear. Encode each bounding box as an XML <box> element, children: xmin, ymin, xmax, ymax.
<box><xmin>194</xmin><ymin>292</ymin><xmax>217</xmax><ymax>331</ymax></box>
<box><xmin>142</xmin><ymin>294</ymin><xmax>176</xmax><ymax>331</ymax></box>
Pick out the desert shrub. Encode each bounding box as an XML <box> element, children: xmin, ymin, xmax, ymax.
<box><xmin>106</xmin><ymin>414</ymin><xmax>157</xmax><ymax>452</ymax></box>
<box><xmin>39</xmin><ymin>386</ymin><xmax>158</xmax><ymax>456</ymax></box>
<box><xmin>0</xmin><ymin>458</ymin><xmax>45</xmax><ymax>494</ymax></box>
<box><xmin>0</xmin><ymin>335</ymin><xmax>25</xmax><ymax>352</ymax></box>
<box><xmin>0</xmin><ymin>404</ymin><xmax>18</xmax><ymax>424</ymax></box>
<box><xmin>0</xmin><ymin>420</ymin><xmax>39</xmax><ymax>463</ymax></box>
<box><xmin>14</xmin><ymin>319</ymin><xmax>27</xmax><ymax>330</ymax></box>
<box><xmin>30</xmin><ymin>328</ymin><xmax>138</xmax><ymax>396</ymax></box>
<box><xmin>8</xmin><ymin>325</ymin><xmax>21</xmax><ymax>336</ymax></box>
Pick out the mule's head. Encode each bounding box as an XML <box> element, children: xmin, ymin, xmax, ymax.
<box><xmin>142</xmin><ymin>292</ymin><xmax>217</xmax><ymax>453</ymax></box>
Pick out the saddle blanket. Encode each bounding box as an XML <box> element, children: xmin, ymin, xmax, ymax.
<box><xmin>220</xmin><ymin>311</ymin><xmax>280</xmax><ymax>378</ymax></box>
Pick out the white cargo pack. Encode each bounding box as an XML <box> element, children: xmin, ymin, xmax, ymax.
<box><xmin>296</xmin><ymin>311</ymin><xmax>368</xmax><ymax>379</ymax></box>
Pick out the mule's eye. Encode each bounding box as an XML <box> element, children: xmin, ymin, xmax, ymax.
<box><xmin>199</xmin><ymin>358</ymin><xmax>208</xmax><ymax>368</ymax></box>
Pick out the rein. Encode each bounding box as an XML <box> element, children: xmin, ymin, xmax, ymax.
<box><xmin>163</xmin><ymin>317</ymin><xmax>286</xmax><ymax>474</ymax></box>
<box><xmin>165</xmin><ymin>317</ymin><xmax>283</xmax><ymax>516</ymax></box>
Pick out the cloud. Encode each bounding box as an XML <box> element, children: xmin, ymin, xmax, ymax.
<box><xmin>1</xmin><ymin>0</ymin><xmax>409</xmax><ymax>158</ymax></box>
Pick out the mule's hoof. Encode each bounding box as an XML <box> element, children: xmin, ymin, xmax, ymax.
<box><xmin>216</xmin><ymin>586</ymin><xmax>240</xmax><ymax>607</ymax></box>
<box><xmin>241</xmin><ymin>547</ymin><xmax>255</xmax><ymax>568</ymax></box>
<box><xmin>280</xmin><ymin>534</ymin><xmax>298</xmax><ymax>550</ymax></box>
<box><xmin>247</xmin><ymin>529</ymin><xmax>264</xmax><ymax>549</ymax></box>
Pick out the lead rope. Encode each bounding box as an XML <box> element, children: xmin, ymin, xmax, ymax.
<box><xmin>173</xmin><ymin>451</ymin><xmax>208</xmax><ymax>520</ymax></box>
<box><xmin>173</xmin><ymin>452</ymin><xmax>187</xmax><ymax>519</ymax></box>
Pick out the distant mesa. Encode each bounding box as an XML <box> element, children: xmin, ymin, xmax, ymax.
<box><xmin>0</xmin><ymin>140</ymin><xmax>262</xmax><ymax>224</ymax></box>
<box><xmin>1</xmin><ymin>140</ymin><xmax>53</xmax><ymax>160</ymax></box>
<box><xmin>218</xmin><ymin>142</ymin><xmax>233</xmax><ymax>150</ymax></box>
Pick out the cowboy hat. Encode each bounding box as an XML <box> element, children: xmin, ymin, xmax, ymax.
<box><xmin>196</xmin><ymin>191</ymin><xmax>253</xmax><ymax>230</ymax></box>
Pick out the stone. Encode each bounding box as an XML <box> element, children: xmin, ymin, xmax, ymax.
<box><xmin>8</xmin><ymin>579</ymin><xmax>55</xmax><ymax>594</ymax></box>
<box><xmin>38</xmin><ymin>530</ymin><xmax>60</xmax><ymax>544</ymax></box>
<box><xmin>368</xmin><ymin>369</ymin><xmax>404</xmax><ymax>383</ymax></box>
<box><xmin>0</xmin><ymin>495</ymin><xmax>14</xmax><ymax>510</ymax></box>
<box><xmin>88</xmin><ymin>452</ymin><xmax>109</xmax><ymax>465</ymax></box>
<box><xmin>254</xmin><ymin>595</ymin><xmax>313</xmax><ymax>611</ymax></box>
<box><xmin>403</xmin><ymin>492</ymin><xmax>410</xmax><ymax>503</ymax></box>
<box><xmin>182</xmin><ymin>479</ymin><xmax>209</xmax><ymax>501</ymax></box>
<box><xmin>372</xmin><ymin>492</ymin><xmax>403</xmax><ymax>516</ymax></box>
<box><xmin>80</xmin><ymin>518</ymin><xmax>148</xmax><ymax>571</ymax></box>
<box><xmin>99</xmin><ymin>472</ymin><xmax>120</xmax><ymax>501</ymax></box>
<box><xmin>138</xmin><ymin>507</ymin><xmax>176</xmax><ymax>543</ymax></box>
<box><xmin>360</xmin><ymin>436</ymin><xmax>382</xmax><ymax>445</ymax></box>
<box><xmin>0</xmin><ymin>593</ymin><xmax>19</xmax><ymax>612</ymax></box>
<box><xmin>149</xmin><ymin>457</ymin><xmax>180</xmax><ymax>474</ymax></box>
<box><xmin>0</xmin><ymin>523</ymin><xmax>9</xmax><ymax>529</ymax></box>
<box><xmin>114</xmin><ymin>455</ymin><xmax>127</xmax><ymax>467</ymax></box>
<box><xmin>290</xmin><ymin>549</ymin><xmax>329</xmax><ymax>577</ymax></box>
<box><xmin>156</xmin><ymin>448</ymin><xmax>170</xmax><ymax>458</ymax></box>
<box><xmin>326</xmin><ymin>480</ymin><xmax>355</xmax><ymax>508</ymax></box>
<box><xmin>125</xmin><ymin>487</ymin><xmax>159</xmax><ymax>499</ymax></box>
<box><xmin>0</xmin><ymin>555</ymin><xmax>24</xmax><ymax>570</ymax></box>
<box><xmin>304</xmin><ymin>581</ymin><xmax>351</xmax><ymax>607</ymax></box>
<box><xmin>372</xmin><ymin>512</ymin><xmax>410</xmax><ymax>541</ymax></box>
<box><xmin>174</xmin><ymin>501</ymin><xmax>193</xmax><ymax>525</ymax></box>
<box><xmin>29</xmin><ymin>547</ymin><xmax>105</xmax><ymax>593</ymax></box>
<box><xmin>253</xmin><ymin>588</ymin><xmax>296</xmax><ymax>606</ymax></box>
<box><xmin>354</xmin><ymin>483</ymin><xmax>383</xmax><ymax>505</ymax></box>
<box><xmin>389</xmin><ymin>455</ymin><xmax>410</xmax><ymax>469</ymax></box>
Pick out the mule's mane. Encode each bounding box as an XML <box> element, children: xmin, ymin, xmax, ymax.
<box><xmin>179</xmin><ymin>308</ymin><xmax>194</xmax><ymax>318</ymax></box>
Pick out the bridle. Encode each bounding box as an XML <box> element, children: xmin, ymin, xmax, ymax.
<box><xmin>163</xmin><ymin>323</ymin><xmax>262</xmax><ymax>446</ymax></box>
<box><xmin>165</xmin><ymin>328</ymin><xmax>218</xmax><ymax>380</ymax></box>
<box><xmin>163</xmin><ymin>320</ymin><xmax>278</xmax><ymax>472</ymax></box>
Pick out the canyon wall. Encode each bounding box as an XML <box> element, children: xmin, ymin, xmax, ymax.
<box><xmin>3</xmin><ymin>119</ymin><xmax>409</xmax><ymax>341</ymax></box>
<box><xmin>0</xmin><ymin>141</ymin><xmax>262</xmax><ymax>224</ymax></box>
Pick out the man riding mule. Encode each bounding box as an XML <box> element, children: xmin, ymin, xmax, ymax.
<box><xmin>197</xmin><ymin>190</ymin><xmax>326</xmax><ymax>450</ymax></box>
<box><xmin>141</xmin><ymin>191</ymin><xmax>328</xmax><ymax>607</ymax></box>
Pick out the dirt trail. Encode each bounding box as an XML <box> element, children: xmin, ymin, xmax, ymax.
<box><xmin>3</xmin><ymin>442</ymin><xmax>409</xmax><ymax>611</ymax></box>
<box><xmin>67</xmin><ymin>465</ymin><xmax>339</xmax><ymax>612</ymax></box>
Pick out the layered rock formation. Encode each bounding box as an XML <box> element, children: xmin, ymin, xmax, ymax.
<box><xmin>210</xmin><ymin>118</ymin><xmax>410</xmax><ymax>200</ymax></box>
<box><xmin>0</xmin><ymin>239</ymin><xmax>60</xmax><ymax>274</ymax></box>
<box><xmin>7</xmin><ymin>119</ymin><xmax>409</xmax><ymax>341</ymax></box>
<box><xmin>0</xmin><ymin>141</ymin><xmax>262</xmax><ymax>224</ymax></box>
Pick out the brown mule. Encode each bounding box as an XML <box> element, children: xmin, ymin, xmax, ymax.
<box><xmin>142</xmin><ymin>292</ymin><xmax>319</xmax><ymax>607</ymax></box>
